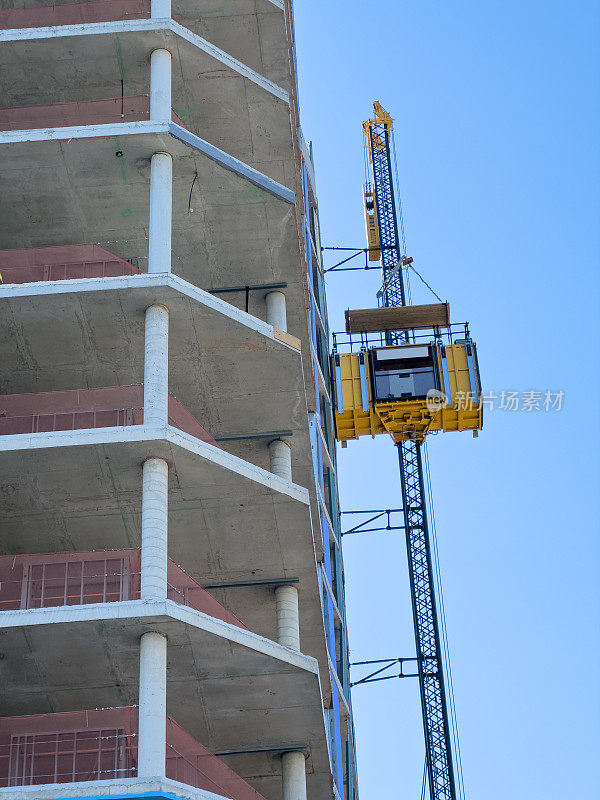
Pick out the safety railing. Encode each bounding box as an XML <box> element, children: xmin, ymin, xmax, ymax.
<box><xmin>0</xmin><ymin>708</ymin><xmax>266</xmax><ymax>799</ymax></box>
<box><xmin>331</xmin><ymin>321</ymin><xmax>472</xmax><ymax>353</ymax></box>
<box><xmin>0</xmin><ymin>549</ymin><xmax>247</xmax><ymax>629</ymax></box>
<box><xmin>0</xmin><ymin>244</ymin><xmax>141</xmax><ymax>285</ymax></box>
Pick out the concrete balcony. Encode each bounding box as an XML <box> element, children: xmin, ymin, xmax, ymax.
<box><xmin>0</xmin><ymin>266</ymin><xmax>307</xmax><ymax>450</ymax></box>
<box><xmin>0</xmin><ymin>245</ymin><xmax>140</xmax><ymax>284</ymax></box>
<box><xmin>0</xmin><ymin>123</ymin><xmax>300</xmax><ymax>309</ymax></box>
<box><xmin>0</xmin><ymin>0</ymin><xmax>287</xmax><ymax>91</ymax></box>
<box><xmin>0</xmin><ymin>422</ymin><xmax>328</xmax><ymax>692</ymax></box>
<box><xmin>0</xmin><ymin>95</ymin><xmax>184</xmax><ymax>132</ymax></box>
<box><xmin>0</xmin><ymin>386</ymin><xmax>216</xmax><ymax>441</ymax></box>
<box><xmin>0</xmin><ymin>706</ymin><xmax>267</xmax><ymax>799</ymax></box>
<box><xmin>0</xmin><ymin>14</ymin><xmax>292</xmax><ymax>170</ymax></box>
<box><xmin>0</xmin><ymin>549</ymin><xmax>245</xmax><ymax>629</ymax></box>
<box><xmin>0</xmin><ymin>601</ymin><xmax>329</xmax><ymax>798</ymax></box>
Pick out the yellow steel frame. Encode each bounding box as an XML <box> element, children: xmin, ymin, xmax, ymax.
<box><xmin>333</xmin><ymin>344</ymin><xmax>482</xmax><ymax>443</ymax></box>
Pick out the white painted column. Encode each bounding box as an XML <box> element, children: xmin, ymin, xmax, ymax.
<box><xmin>148</xmin><ymin>153</ymin><xmax>172</xmax><ymax>273</ymax></box>
<box><xmin>138</xmin><ymin>631</ymin><xmax>167</xmax><ymax>777</ymax></box>
<box><xmin>141</xmin><ymin>457</ymin><xmax>169</xmax><ymax>600</ymax></box>
<box><xmin>266</xmin><ymin>290</ymin><xmax>287</xmax><ymax>332</ymax></box>
<box><xmin>144</xmin><ymin>304</ymin><xmax>169</xmax><ymax>428</ymax></box>
<box><xmin>275</xmin><ymin>584</ymin><xmax>300</xmax><ymax>650</ymax></box>
<box><xmin>148</xmin><ymin>49</ymin><xmax>172</xmax><ymax>274</ymax></box>
<box><xmin>269</xmin><ymin>439</ymin><xmax>292</xmax><ymax>482</ymax></box>
<box><xmin>150</xmin><ymin>49</ymin><xmax>171</xmax><ymax>121</ymax></box>
<box><xmin>281</xmin><ymin>751</ymin><xmax>307</xmax><ymax>800</ymax></box>
<box><xmin>151</xmin><ymin>0</ymin><xmax>171</xmax><ymax>18</ymax></box>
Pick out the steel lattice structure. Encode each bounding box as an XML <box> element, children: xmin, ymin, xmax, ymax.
<box><xmin>367</xmin><ymin>121</ymin><xmax>405</xmax><ymax>311</ymax></box>
<box><xmin>398</xmin><ymin>441</ymin><xmax>456</xmax><ymax>800</ymax></box>
<box><xmin>365</xmin><ymin>109</ymin><xmax>458</xmax><ymax>800</ymax></box>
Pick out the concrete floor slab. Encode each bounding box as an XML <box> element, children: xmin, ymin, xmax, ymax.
<box><xmin>0</xmin><ymin>599</ymin><xmax>333</xmax><ymax>799</ymax></box>
<box><xmin>0</xmin><ymin>21</ymin><xmax>292</xmax><ymax>166</ymax></box>
<box><xmin>0</xmin><ymin>772</ymin><xmax>335</xmax><ymax>800</ymax></box>
<box><xmin>0</xmin><ymin>273</ymin><xmax>305</xmax><ymax>443</ymax></box>
<box><xmin>0</xmin><ymin>425</ymin><xmax>331</xmax><ymax>705</ymax></box>
<box><xmin>0</xmin><ymin>124</ymin><xmax>303</xmax><ymax>316</ymax></box>
<box><xmin>172</xmin><ymin>0</ymin><xmax>288</xmax><ymax>91</ymax></box>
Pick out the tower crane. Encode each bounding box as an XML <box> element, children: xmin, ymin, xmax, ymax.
<box><xmin>330</xmin><ymin>102</ymin><xmax>483</xmax><ymax>800</ymax></box>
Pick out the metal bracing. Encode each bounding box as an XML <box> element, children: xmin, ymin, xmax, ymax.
<box><xmin>365</xmin><ymin>112</ymin><xmax>458</xmax><ymax>800</ymax></box>
<box><xmin>398</xmin><ymin>440</ymin><xmax>456</xmax><ymax>800</ymax></box>
<box><xmin>367</xmin><ymin>121</ymin><xmax>405</xmax><ymax>309</ymax></box>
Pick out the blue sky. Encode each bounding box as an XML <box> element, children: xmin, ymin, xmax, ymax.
<box><xmin>293</xmin><ymin>2</ymin><xmax>599</xmax><ymax>797</ymax></box>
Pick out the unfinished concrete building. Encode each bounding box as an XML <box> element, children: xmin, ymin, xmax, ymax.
<box><xmin>0</xmin><ymin>2</ymin><xmax>358</xmax><ymax>800</ymax></box>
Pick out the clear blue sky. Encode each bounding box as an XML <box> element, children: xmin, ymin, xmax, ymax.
<box><xmin>293</xmin><ymin>2</ymin><xmax>599</xmax><ymax>797</ymax></box>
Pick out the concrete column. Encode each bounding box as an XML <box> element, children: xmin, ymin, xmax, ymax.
<box><xmin>151</xmin><ymin>0</ymin><xmax>170</xmax><ymax>18</ymax></box>
<box><xmin>150</xmin><ymin>49</ymin><xmax>171</xmax><ymax>121</ymax></box>
<box><xmin>275</xmin><ymin>584</ymin><xmax>300</xmax><ymax>651</ymax></box>
<box><xmin>144</xmin><ymin>304</ymin><xmax>169</xmax><ymax>428</ymax></box>
<box><xmin>148</xmin><ymin>152</ymin><xmax>172</xmax><ymax>273</ymax></box>
<box><xmin>141</xmin><ymin>457</ymin><xmax>169</xmax><ymax>600</ymax></box>
<box><xmin>281</xmin><ymin>751</ymin><xmax>307</xmax><ymax>800</ymax></box>
<box><xmin>266</xmin><ymin>290</ymin><xmax>287</xmax><ymax>332</ymax></box>
<box><xmin>137</xmin><ymin>631</ymin><xmax>167</xmax><ymax>777</ymax></box>
<box><xmin>269</xmin><ymin>439</ymin><xmax>292</xmax><ymax>482</ymax></box>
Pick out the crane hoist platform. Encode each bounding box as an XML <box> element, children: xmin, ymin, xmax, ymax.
<box><xmin>331</xmin><ymin>99</ymin><xmax>481</xmax><ymax>800</ymax></box>
<box><xmin>330</xmin><ymin>302</ymin><xmax>483</xmax><ymax>443</ymax></box>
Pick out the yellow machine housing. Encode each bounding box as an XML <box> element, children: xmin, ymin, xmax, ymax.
<box><xmin>331</xmin><ymin>341</ymin><xmax>482</xmax><ymax>443</ymax></box>
<box><xmin>363</xmin><ymin>188</ymin><xmax>380</xmax><ymax>260</ymax></box>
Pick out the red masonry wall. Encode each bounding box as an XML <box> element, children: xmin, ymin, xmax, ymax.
<box><xmin>0</xmin><ymin>0</ymin><xmax>150</xmax><ymax>30</ymax></box>
<box><xmin>0</xmin><ymin>385</ymin><xmax>218</xmax><ymax>446</ymax></box>
<box><xmin>0</xmin><ymin>548</ymin><xmax>247</xmax><ymax>629</ymax></box>
<box><xmin>0</xmin><ymin>708</ymin><xmax>267</xmax><ymax>800</ymax></box>
<box><xmin>0</xmin><ymin>245</ymin><xmax>141</xmax><ymax>284</ymax></box>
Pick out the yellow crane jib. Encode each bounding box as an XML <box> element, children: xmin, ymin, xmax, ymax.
<box><xmin>363</xmin><ymin>187</ymin><xmax>380</xmax><ymax>260</ymax></box>
<box><xmin>362</xmin><ymin>101</ymin><xmax>395</xmax><ymax>259</ymax></box>
<box><xmin>331</xmin><ymin>336</ymin><xmax>483</xmax><ymax>444</ymax></box>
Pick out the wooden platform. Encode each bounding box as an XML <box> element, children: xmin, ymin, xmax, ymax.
<box><xmin>345</xmin><ymin>302</ymin><xmax>450</xmax><ymax>333</ymax></box>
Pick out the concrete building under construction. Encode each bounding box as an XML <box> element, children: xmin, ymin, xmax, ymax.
<box><xmin>0</xmin><ymin>2</ymin><xmax>358</xmax><ymax>800</ymax></box>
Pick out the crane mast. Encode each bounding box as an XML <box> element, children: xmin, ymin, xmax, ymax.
<box><xmin>363</xmin><ymin>102</ymin><xmax>458</xmax><ymax>800</ymax></box>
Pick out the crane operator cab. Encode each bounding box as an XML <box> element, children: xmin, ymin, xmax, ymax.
<box><xmin>330</xmin><ymin>304</ymin><xmax>483</xmax><ymax>443</ymax></box>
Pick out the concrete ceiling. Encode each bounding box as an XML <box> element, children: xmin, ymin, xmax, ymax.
<box><xmin>0</xmin><ymin>427</ymin><xmax>330</xmax><ymax>702</ymax></box>
<box><xmin>0</xmin><ymin>275</ymin><xmax>307</xmax><ymax>443</ymax></box>
<box><xmin>0</xmin><ymin>126</ymin><xmax>307</xmax><ymax>340</ymax></box>
<box><xmin>0</xmin><ymin>24</ymin><xmax>292</xmax><ymax>166</ymax></box>
<box><xmin>0</xmin><ymin>599</ymin><xmax>333</xmax><ymax>799</ymax></box>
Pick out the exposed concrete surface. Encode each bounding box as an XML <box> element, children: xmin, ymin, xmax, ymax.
<box><xmin>144</xmin><ymin>303</ymin><xmax>170</xmax><ymax>426</ymax></box>
<box><xmin>275</xmin><ymin>585</ymin><xmax>300</xmax><ymax>651</ymax></box>
<box><xmin>0</xmin><ymin>1</ymin><xmax>342</xmax><ymax>796</ymax></box>
<box><xmin>138</xmin><ymin>630</ymin><xmax>168</xmax><ymax>777</ymax></box>
<box><xmin>0</xmin><ymin>275</ymin><xmax>306</xmax><ymax>444</ymax></box>
<box><xmin>0</xmin><ymin>775</ymin><xmax>248</xmax><ymax>800</ymax></box>
<box><xmin>269</xmin><ymin>439</ymin><xmax>292</xmax><ymax>482</ymax></box>
<box><xmin>265</xmin><ymin>290</ymin><xmax>287</xmax><ymax>332</ymax></box>
<box><xmin>0</xmin><ymin>599</ymin><xmax>332</xmax><ymax>797</ymax></box>
<box><xmin>0</xmin><ymin>425</ymin><xmax>330</xmax><ymax>701</ymax></box>
<box><xmin>281</xmin><ymin>751</ymin><xmax>307</xmax><ymax>800</ymax></box>
<box><xmin>148</xmin><ymin>151</ymin><xmax>173</xmax><ymax>271</ymax></box>
<box><xmin>141</xmin><ymin>457</ymin><xmax>169</xmax><ymax>599</ymax></box>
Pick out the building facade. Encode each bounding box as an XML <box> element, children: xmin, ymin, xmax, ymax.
<box><xmin>0</xmin><ymin>2</ymin><xmax>358</xmax><ymax>800</ymax></box>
